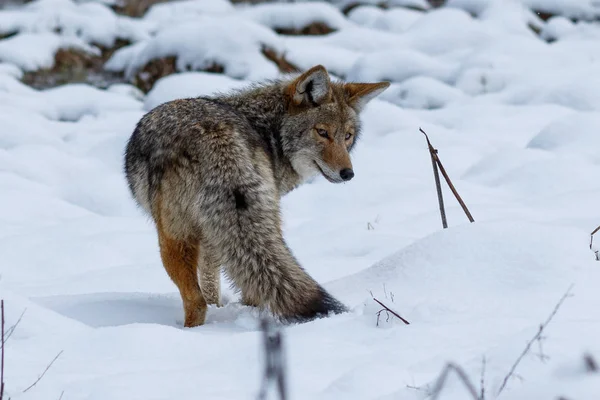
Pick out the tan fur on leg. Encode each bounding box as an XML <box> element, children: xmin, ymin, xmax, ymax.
<box><xmin>157</xmin><ymin>224</ymin><xmax>207</xmax><ymax>328</ymax></box>
<box><xmin>198</xmin><ymin>242</ymin><xmax>222</xmax><ymax>306</ymax></box>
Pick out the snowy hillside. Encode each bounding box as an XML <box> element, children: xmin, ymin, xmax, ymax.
<box><xmin>1</xmin><ymin>0</ymin><xmax>600</xmax><ymax>399</ymax></box>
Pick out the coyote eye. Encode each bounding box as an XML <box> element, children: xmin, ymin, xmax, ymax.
<box><xmin>316</xmin><ymin>128</ymin><xmax>329</xmax><ymax>138</ymax></box>
<box><xmin>345</xmin><ymin>132</ymin><xmax>353</xmax><ymax>141</ymax></box>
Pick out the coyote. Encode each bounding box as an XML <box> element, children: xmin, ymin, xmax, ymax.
<box><xmin>124</xmin><ymin>65</ymin><xmax>389</xmax><ymax>327</ymax></box>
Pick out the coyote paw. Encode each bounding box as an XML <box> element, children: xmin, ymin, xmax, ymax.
<box><xmin>183</xmin><ymin>301</ymin><xmax>207</xmax><ymax>327</ymax></box>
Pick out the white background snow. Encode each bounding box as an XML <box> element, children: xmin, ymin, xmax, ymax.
<box><xmin>1</xmin><ymin>0</ymin><xmax>600</xmax><ymax>399</ymax></box>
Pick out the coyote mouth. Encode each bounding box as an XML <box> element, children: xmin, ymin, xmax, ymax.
<box><xmin>314</xmin><ymin>162</ymin><xmax>340</xmax><ymax>183</ymax></box>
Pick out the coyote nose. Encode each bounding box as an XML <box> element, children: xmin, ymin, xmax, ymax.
<box><xmin>340</xmin><ymin>168</ymin><xmax>354</xmax><ymax>181</ymax></box>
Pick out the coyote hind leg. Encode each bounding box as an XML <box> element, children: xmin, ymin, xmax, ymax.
<box><xmin>198</xmin><ymin>242</ymin><xmax>222</xmax><ymax>307</ymax></box>
<box><xmin>157</xmin><ymin>226</ymin><xmax>207</xmax><ymax>328</ymax></box>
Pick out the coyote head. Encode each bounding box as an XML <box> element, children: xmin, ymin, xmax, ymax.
<box><xmin>282</xmin><ymin>65</ymin><xmax>389</xmax><ymax>184</ymax></box>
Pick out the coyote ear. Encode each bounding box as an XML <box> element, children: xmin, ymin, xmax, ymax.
<box><xmin>344</xmin><ymin>82</ymin><xmax>391</xmax><ymax>112</ymax></box>
<box><xmin>289</xmin><ymin>65</ymin><xmax>332</xmax><ymax>107</ymax></box>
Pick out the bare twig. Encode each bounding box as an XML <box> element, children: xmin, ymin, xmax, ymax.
<box><xmin>1</xmin><ymin>300</ymin><xmax>5</xmax><ymax>400</ymax></box>
<box><xmin>430</xmin><ymin>362</ymin><xmax>480</xmax><ymax>400</ymax></box>
<box><xmin>584</xmin><ymin>353</ymin><xmax>598</xmax><ymax>373</ymax></box>
<box><xmin>480</xmin><ymin>356</ymin><xmax>486</xmax><ymax>400</ymax></box>
<box><xmin>421</xmin><ymin>128</ymin><xmax>447</xmax><ymax>228</ymax></box>
<box><xmin>58</xmin><ymin>390</ymin><xmax>64</xmax><ymax>400</ymax></box>
<box><xmin>3</xmin><ymin>309</ymin><xmax>26</xmax><ymax>344</ymax></box>
<box><xmin>23</xmin><ymin>350</ymin><xmax>64</xmax><ymax>393</ymax></box>
<box><xmin>406</xmin><ymin>384</ymin><xmax>429</xmax><ymax>392</ymax></box>
<box><xmin>535</xmin><ymin>324</ymin><xmax>550</xmax><ymax>363</ymax></box>
<box><xmin>590</xmin><ymin>225</ymin><xmax>600</xmax><ymax>260</ymax></box>
<box><xmin>497</xmin><ymin>285</ymin><xmax>574</xmax><ymax>396</ymax></box>
<box><xmin>257</xmin><ymin>318</ymin><xmax>287</xmax><ymax>400</ymax></box>
<box><xmin>371</xmin><ymin>296</ymin><xmax>410</xmax><ymax>325</ymax></box>
<box><xmin>420</xmin><ymin>128</ymin><xmax>475</xmax><ymax>225</ymax></box>
<box><xmin>590</xmin><ymin>225</ymin><xmax>600</xmax><ymax>248</ymax></box>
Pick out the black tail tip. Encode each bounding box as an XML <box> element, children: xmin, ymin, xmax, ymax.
<box><xmin>283</xmin><ymin>286</ymin><xmax>348</xmax><ymax>324</ymax></box>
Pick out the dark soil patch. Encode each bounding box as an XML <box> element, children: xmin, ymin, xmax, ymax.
<box><xmin>275</xmin><ymin>21</ymin><xmax>336</xmax><ymax>36</ymax></box>
<box><xmin>132</xmin><ymin>57</ymin><xmax>226</xmax><ymax>93</ymax></box>
<box><xmin>342</xmin><ymin>1</ymin><xmax>430</xmax><ymax>15</ymax></box>
<box><xmin>533</xmin><ymin>10</ymin><xmax>556</xmax><ymax>21</ymax></box>
<box><xmin>21</xmin><ymin>40</ymin><xmax>130</xmax><ymax>90</ymax></box>
<box><xmin>110</xmin><ymin>0</ymin><xmax>171</xmax><ymax>18</ymax></box>
<box><xmin>262</xmin><ymin>46</ymin><xmax>299</xmax><ymax>73</ymax></box>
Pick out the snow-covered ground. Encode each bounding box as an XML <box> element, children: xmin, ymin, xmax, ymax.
<box><xmin>1</xmin><ymin>0</ymin><xmax>600</xmax><ymax>399</ymax></box>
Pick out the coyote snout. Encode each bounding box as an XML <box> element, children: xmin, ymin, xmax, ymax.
<box><xmin>124</xmin><ymin>64</ymin><xmax>389</xmax><ymax>327</ymax></box>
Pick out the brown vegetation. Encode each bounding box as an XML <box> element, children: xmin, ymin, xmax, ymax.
<box><xmin>110</xmin><ymin>0</ymin><xmax>170</xmax><ymax>18</ymax></box>
<box><xmin>262</xmin><ymin>46</ymin><xmax>299</xmax><ymax>73</ymax></box>
<box><xmin>21</xmin><ymin>40</ymin><xmax>129</xmax><ymax>90</ymax></box>
<box><xmin>275</xmin><ymin>22</ymin><xmax>335</xmax><ymax>36</ymax></box>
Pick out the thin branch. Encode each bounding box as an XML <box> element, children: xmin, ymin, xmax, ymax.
<box><xmin>590</xmin><ymin>225</ymin><xmax>600</xmax><ymax>249</ymax></box>
<box><xmin>22</xmin><ymin>350</ymin><xmax>64</xmax><ymax>393</ymax></box>
<box><xmin>480</xmin><ymin>356</ymin><xmax>486</xmax><ymax>400</ymax></box>
<box><xmin>58</xmin><ymin>391</ymin><xmax>64</xmax><ymax>400</ymax></box>
<box><xmin>3</xmin><ymin>309</ymin><xmax>26</xmax><ymax>344</ymax></box>
<box><xmin>371</xmin><ymin>296</ymin><xmax>410</xmax><ymax>325</ymax></box>
<box><xmin>430</xmin><ymin>362</ymin><xmax>480</xmax><ymax>400</ymax></box>
<box><xmin>590</xmin><ymin>225</ymin><xmax>600</xmax><ymax>260</ymax></box>
<box><xmin>497</xmin><ymin>285</ymin><xmax>574</xmax><ymax>396</ymax></box>
<box><xmin>257</xmin><ymin>318</ymin><xmax>287</xmax><ymax>400</ymax></box>
<box><xmin>584</xmin><ymin>353</ymin><xmax>598</xmax><ymax>373</ymax></box>
<box><xmin>1</xmin><ymin>300</ymin><xmax>5</xmax><ymax>400</ymax></box>
<box><xmin>421</xmin><ymin>128</ymin><xmax>447</xmax><ymax>228</ymax></box>
<box><xmin>420</xmin><ymin>128</ymin><xmax>475</xmax><ymax>224</ymax></box>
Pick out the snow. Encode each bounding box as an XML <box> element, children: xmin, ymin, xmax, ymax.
<box><xmin>347</xmin><ymin>6</ymin><xmax>424</xmax><ymax>33</ymax></box>
<box><xmin>237</xmin><ymin>2</ymin><xmax>352</xmax><ymax>32</ymax></box>
<box><xmin>2</xmin><ymin>1</ymin><xmax>600</xmax><ymax>399</ymax></box>
<box><xmin>447</xmin><ymin>0</ymin><xmax>600</xmax><ymax>20</ymax></box>
<box><xmin>105</xmin><ymin>16</ymin><xmax>283</xmax><ymax>81</ymax></box>
<box><xmin>144</xmin><ymin>72</ymin><xmax>249</xmax><ymax>110</ymax></box>
<box><xmin>143</xmin><ymin>0</ymin><xmax>234</xmax><ymax>29</ymax></box>
<box><xmin>0</xmin><ymin>0</ymin><xmax>150</xmax><ymax>48</ymax></box>
<box><xmin>0</xmin><ymin>33</ymin><xmax>98</xmax><ymax>72</ymax></box>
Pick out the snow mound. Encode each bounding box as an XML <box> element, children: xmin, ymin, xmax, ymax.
<box><xmin>0</xmin><ymin>76</ymin><xmax>141</xmax><ymax>121</ymax></box>
<box><xmin>347</xmin><ymin>49</ymin><xmax>458</xmax><ymax>84</ymax></box>
<box><xmin>381</xmin><ymin>76</ymin><xmax>467</xmax><ymax>109</ymax></box>
<box><xmin>144</xmin><ymin>72</ymin><xmax>249</xmax><ymax>111</ymax></box>
<box><xmin>143</xmin><ymin>0</ymin><xmax>234</xmax><ymax>29</ymax></box>
<box><xmin>331</xmin><ymin>221</ymin><xmax>587</xmax><ymax>317</ymax></box>
<box><xmin>238</xmin><ymin>2</ymin><xmax>352</xmax><ymax>32</ymax></box>
<box><xmin>0</xmin><ymin>0</ymin><xmax>150</xmax><ymax>48</ymax></box>
<box><xmin>106</xmin><ymin>17</ymin><xmax>283</xmax><ymax>81</ymax></box>
<box><xmin>347</xmin><ymin>5</ymin><xmax>424</xmax><ymax>33</ymax></box>
<box><xmin>527</xmin><ymin>112</ymin><xmax>600</xmax><ymax>163</ymax></box>
<box><xmin>448</xmin><ymin>0</ymin><xmax>600</xmax><ymax>20</ymax></box>
<box><xmin>39</xmin><ymin>83</ymin><xmax>142</xmax><ymax>121</ymax></box>
<box><xmin>0</xmin><ymin>32</ymin><xmax>98</xmax><ymax>71</ymax></box>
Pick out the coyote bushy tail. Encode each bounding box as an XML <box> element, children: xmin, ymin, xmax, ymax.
<box><xmin>124</xmin><ymin>65</ymin><xmax>389</xmax><ymax>327</ymax></box>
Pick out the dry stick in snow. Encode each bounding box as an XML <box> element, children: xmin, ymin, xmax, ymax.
<box><xmin>22</xmin><ymin>350</ymin><xmax>64</xmax><ymax>394</ymax></box>
<box><xmin>3</xmin><ymin>309</ymin><xmax>26</xmax><ymax>344</ymax></box>
<box><xmin>1</xmin><ymin>300</ymin><xmax>5</xmax><ymax>400</ymax></box>
<box><xmin>424</xmin><ymin>131</ymin><xmax>448</xmax><ymax>229</ymax></box>
<box><xmin>257</xmin><ymin>318</ymin><xmax>287</xmax><ymax>400</ymax></box>
<box><xmin>589</xmin><ymin>225</ymin><xmax>600</xmax><ymax>260</ymax></box>
<box><xmin>371</xmin><ymin>295</ymin><xmax>410</xmax><ymax>325</ymax></box>
<box><xmin>584</xmin><ymin>353</ymin><xmax>598</xmax><ymax>373</ymax></box>
<box><xmin>420</xmin><ymin>128</ymin><xmax>475</xmax><ymax>227</ymax></box>
<box><xmin>430</xmin><ymin>362</ymin><xmax>480</xmax><ymax>400</ymax></box>
<box><xmin>497</xmin><ymin>285</ymin><xmax>574</xmax><ymax>396</ymax></box>
<box><xmin>480</xmin><ymin>356</ymin><xmax>486</xmax><ymax>400</ymax></box>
